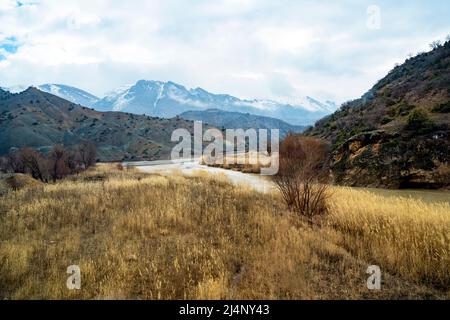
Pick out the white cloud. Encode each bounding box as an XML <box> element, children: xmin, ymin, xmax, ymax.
<box><xmin>0</xmin><ymin>0</ymin><xmax>449</xmax><ymax>103</ymax></box>
<box><xmin>0</xmin><ymin>0</ymin><xmax>18</xmax><ymax>11</ymax></box>
<box><xmin>256</xmin><ymin>27</ymin><xmax>316</xmax><ymax>54</ymax></box>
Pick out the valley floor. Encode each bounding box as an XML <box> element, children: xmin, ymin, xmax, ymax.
<box><xmin>0</xmin><ymin>165</ymin><xmax>449</xmax><ymax>299</ymax></box>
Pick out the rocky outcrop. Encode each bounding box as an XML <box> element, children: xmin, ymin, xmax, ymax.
<box><xmin>331</xmin><ymin>130</ymin><xmax>450</xmax><ymax>189</ymax></box>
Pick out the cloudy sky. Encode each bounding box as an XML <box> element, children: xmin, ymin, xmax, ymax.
<box><xmin>0</xmin><ymin>0</ymin><xmax>449</xmax><ymax>104</ymax></box>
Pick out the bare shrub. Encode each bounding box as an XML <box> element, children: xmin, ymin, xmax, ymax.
<box><xmin>18</xmin><ymin>147</ymin><xmax>48</xmax><ymax>182</ymax></box>
<box><xmin>48</xmin><ymin>144</ymin><xmax>70</xmax><ymax>182</ymax></box>
<box><xmin>67</xmin><ymin>149</ymin><xmax>83</xmax><ymax>174</ymax></box>
<box><xmin>274</xmin><ymin>134</ymin><xmax>331</xmax><ymax>225</ymax></box>
<box><xmin>76</xmin><ymin>140</ymin><xmax>97</xmax><ymax>169</ymax></box>
<box><xmin>0</xmin><ymin>156</ymin><xmax>8</xmax><ymax>173</ymax></box>
<box><xmin>6</xmin><ymin>149</ymin><xmax>25</xmax><ymax>173</ymax></box>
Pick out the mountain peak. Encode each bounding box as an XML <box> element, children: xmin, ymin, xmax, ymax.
<box><xmin>91</xmin><ymin>80</ymin><xmax>336</xmax><ymax>125</ymax></box>
<box><xmin>37</xmin><ymin>84</ymin><xmax>100</xmax><ymax>108</ymax></box>
<box><xmin>23</xmin><ymin>86</ymin><xmax>42</xmax><ymax>94</ymax></box>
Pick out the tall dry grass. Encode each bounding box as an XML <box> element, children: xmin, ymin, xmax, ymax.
<box><xmin>329</xmin><ymin>188</ymin><xmax>450</xmax><ymax>288</ymax></box>
<box><xmin>0</xmin><ymin>165</ymin><xmax>448</xmax><ymax>299</ymax></box>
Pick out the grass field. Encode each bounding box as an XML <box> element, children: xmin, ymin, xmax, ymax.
<box><xmin>0</xmin><ymin>165</ymin><xmax>449</xmax><ymax>299</ymax></box>
<box><xmin>356</xmin><ymin>187</ymin><xmax>450</xmax><ymax>205</ymax></box>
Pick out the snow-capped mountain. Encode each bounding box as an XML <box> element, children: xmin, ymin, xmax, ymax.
<box><xmin>37</xmin><ymin>84</ymin><xmax>100</xmax><ymax>108</ymax></box>
<box><xmin>2</xmin><ymin>80</ymin><xmax>338</xmax><ymax>125</ymax></box>
<box><xmin>1</xmin><ymin>85</ymin><xmax>29</xmax><ymax>93</ymax></box>
<box><xmin>93</xmin><ymin>80</ymin><xmax>338</xmax><ymax>125</ymax></box>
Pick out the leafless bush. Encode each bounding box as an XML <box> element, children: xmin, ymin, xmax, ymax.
<box><xmin>0</xmin><ymin>156</ymin><xmax>8</xmax><ymax>173</ymax></box>
<box><xmin>274</xmin><ymin>134</ymin><xmax>331</xmax><ymax>225</ymax></box>
<box><xmin>48</xmin><ymin>144</ymin><xmax>70</xmax><ymax>182</ymax></box>
<box><xmin>19</xmin><ymin>147</ymin><xmax>48</xmax><ymax>182</ymax></box>
<box><xmin>76</xmin><ymin>140</ymin><xmax>97</xmax><ymax>169</ymax></box>
<box><xmin>6</xmin><ymin>149</ymin><xmax>25</xmax><ymax>173</ymax></box>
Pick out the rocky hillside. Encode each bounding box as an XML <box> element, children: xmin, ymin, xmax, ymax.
<box><xmin>180</xmin><ymin>109</ymin><xmax>305</xmax><ymax>137</ymax></box>
<box><xmin>306</xmin><ymin>40</ymin><xmax>450</xmax><ymax>189</ymax></box>
<box><xmin>0</xmin><ymin>87</ymin><xmax>200</xmax><ymax>162</ymax></box>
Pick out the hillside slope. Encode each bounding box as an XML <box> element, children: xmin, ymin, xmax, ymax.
<box><xmin>180</xmin><ymin>109</ymin><xmax>305</xmax><ymax>137</ymax></box>
<box><xmin>0</xmin><ymin>87</ymin><xmax>199</xmax><ymax>162</ymax></box>
<box><xmin>306</xmin><ymin>41</ymin><xmax>450</xmax><ymax>189</ymax></box>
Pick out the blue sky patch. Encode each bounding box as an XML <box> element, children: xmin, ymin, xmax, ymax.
<box><xmin>0</xmin><ymin>37</ymin><xmax>19</xmax><ymax>54</ymax></box>
<box><xmin>0</xmin><ymin>36</ymin><xmax>20</xmax><ymax>60</ymax></box>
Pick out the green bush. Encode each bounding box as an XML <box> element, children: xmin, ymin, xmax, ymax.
<box><xmin>432</xmin><ymin>101</ymin><xmax>450</xmax><ymax>113</ymax></box>
<box><xmin>387</xmin><ymin>102</ymin><xmax>415</xmax><ymax>117</ymax></box>
<box><xmin>406</xmin><ymin>109</ymin><xmax>434</xmax><ymax>133</ymax></box>
<box><xmin>381</xmin><ymin>116</ymin><xmax>394</xmax><ymax>125</ymax></box>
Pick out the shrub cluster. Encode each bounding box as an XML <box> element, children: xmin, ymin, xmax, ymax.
<box><xmin>0</xmin><ymin>141</ymin><xmax>97</xmax><ymax>182</ymax></box>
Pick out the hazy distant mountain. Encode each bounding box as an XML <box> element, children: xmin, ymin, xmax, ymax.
<box><xmin>37</xmin><ymin>84</ymin><xmax>100</xmax><ymax>108</ymax></box>
<box><xmin>0</xmin><ymin>87</ymin><xmax>203</xmax><ymax>161</ymax></box>
<box><xmin>93</xmin><ymin>80</ymin><xmax>337</xmax><ymax>125</ymax></box>
<box><xmin>180</xmin><ymin>109</ymin><xmax>305</xmax><ymax>137</ymax></box>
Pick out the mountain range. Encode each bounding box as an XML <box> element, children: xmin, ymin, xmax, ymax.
<box><xmin>0</xmin><ymin>87</ymin><xmax>204</xmax><ymax>161</ymax></box>
<box><xmin>180</xmin><ymin>109</ymin><xmax>305</xmax><ymax>137</ymax></box>
<box><xmin>3</xmin><ymin>81</ymin><xmax>337</xmax><ymax>126</ymax></box>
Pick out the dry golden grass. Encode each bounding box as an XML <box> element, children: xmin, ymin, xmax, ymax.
<box><xmin>201</xmin><ymin>152</ymin><xmax>274</xmax><ymax>174</ymax></box>
<box><xmin>329</xmin><ymin>188</ymin><xmax>450</xmax><ymax>288</ymax></box>
<box><xmin>0</xmin><ymin>165</ymin><xmax>448</xmax><ymax>299</ymax></box>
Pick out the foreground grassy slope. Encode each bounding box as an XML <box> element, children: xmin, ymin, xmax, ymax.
<box><xmin>0</xmin><ymin>166</ymin><xmax>449</xmax><ymax>299</ymax></box>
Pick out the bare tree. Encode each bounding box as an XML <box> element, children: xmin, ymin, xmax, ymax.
<box><xmin>19</xmin><ymin>147</ymin><xmax>48</xmax><ymax>182</ymax></box>
<box><xmin>6</xmin><ymin>149</ymin><xmax>25</xmax><ymax>173</ymax></box>
<box><xmin>76</xmin><ymin>140</ymin><xmax>97</xmax><ymax>169</ymax></box>
<box><xmin>48</xmin><ymin>144</ymin><xmax>70</xmax><ymax>182</ymax></box>
<box><xmin>274</xmin><ymin>134</ymin><xmax>331</xmax><ymax>225</ymax></box>
<box><xmin>67</xmin><ymin>149</ymin><xmax>81</xmax><ymax>174</ymax></box>
<box><xmin>0</xmin><ymin>156</ymin><xmax>8</xmax><ymax>173</ymax></box>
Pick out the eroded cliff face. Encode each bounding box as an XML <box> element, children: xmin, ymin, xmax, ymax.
<box><xmin>331</xmin><ymin>130</ymin><xmax>450</xmax><ymax>189</ymax></box>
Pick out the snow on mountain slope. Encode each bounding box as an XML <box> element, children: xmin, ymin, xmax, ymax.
<box><xmin>37</xmin><ymin>84</ymin><xmax>100</xmax><ymax>108</ymax></box>
<box><xmin>93</xmin><ymin>80</ymin><xmax>338</xmax><ymax>126</ymax></box>
<box><xmin>1</xmin><ymin>85</ymin><xmax>28</xmax><ymax>93</ymax></box>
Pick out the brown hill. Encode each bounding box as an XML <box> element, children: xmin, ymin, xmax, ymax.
<box><xmin>0</xmin><ymin>87</ymin><xmax>200</xmax><ymax>162</ymax></box>
<box><xmin>306</xmin><ymin>40</ymin><xmax>450</xmax><ymax>189</ymax></box>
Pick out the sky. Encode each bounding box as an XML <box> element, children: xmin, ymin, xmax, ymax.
<box><xmin>0</xmin><ymin>0</ymin><xmax>449</xmax><ymax>104</ymax></box>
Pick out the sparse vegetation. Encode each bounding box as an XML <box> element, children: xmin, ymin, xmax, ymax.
<box><xmin>0</xmin><ymin>165</ymin><xmax>448</xmax><ymax>299</ymax></box>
